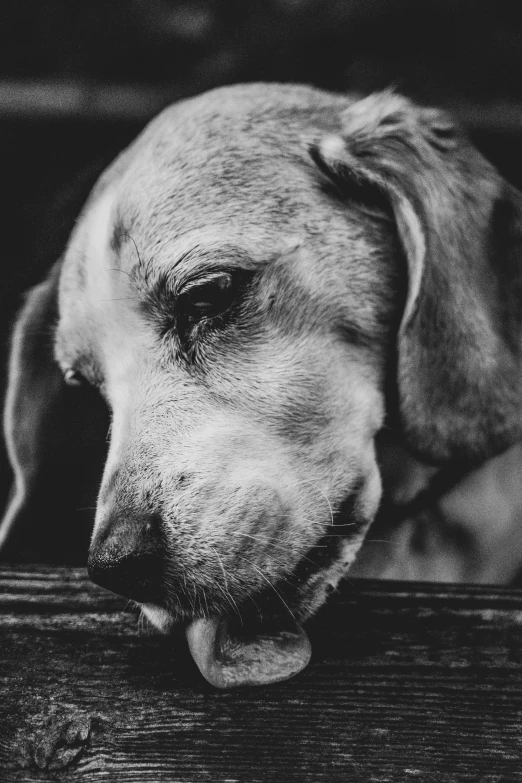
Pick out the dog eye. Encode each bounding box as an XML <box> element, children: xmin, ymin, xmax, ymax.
<box><xmin>178</xmin><ymin>272</ymin><xmax>236</xmax><ymax>322</ymax></box>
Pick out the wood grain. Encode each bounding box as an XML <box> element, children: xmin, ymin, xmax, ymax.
<box><xmin>1</xmin><ymin>565</ymin><xmax>521</xmax><ymax>782</ymax></box>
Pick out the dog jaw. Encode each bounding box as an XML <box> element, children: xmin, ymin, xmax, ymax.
<box><xmin>133</xmin><ymin>445</ymin><xmax>381</xmax><ymax>689</ymax></box>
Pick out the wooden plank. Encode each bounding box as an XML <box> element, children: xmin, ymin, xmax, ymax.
<box><xmin>1</xmin><ymin>565</ymin><xmax>522</xmax><ymax>782</ymax></box>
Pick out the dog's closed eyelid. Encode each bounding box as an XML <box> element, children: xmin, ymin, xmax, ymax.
<box><xmin>178</xmin><ymin>270</ymin><xmax>234</xmax><ymax>300</ymax></box>
<box><xmin>175</xmin><ymin>264</ymin><xmax>256</xmax><ymax>294</ymax></box>
<box><xmin>175</xmin><ymin>282</ymin><xmax>235</xmax><ymax>333</ymax></box>
<box><xmin>176</xmin><ymin>270</ymin><xmax>254</xmax><ymax>343</ymax></box>
<box><xmin>142</xmin><ymin>266</ymin><xmax>256</xmax><ymax>338</ymax></box>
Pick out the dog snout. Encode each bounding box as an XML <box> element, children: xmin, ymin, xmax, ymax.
<box><xmin>88</xmin><ymin>513</ymin><xmax>165</xmax><ymax>603</ymax></box>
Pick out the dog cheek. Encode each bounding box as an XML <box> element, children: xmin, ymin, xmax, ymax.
<box><xmin>161</xmin><ymin>461</ymin><xmax>310</xmax><ymax>569</ymax></box>
<box><xmin>294</xmin><ymin>447</ymin><xmax>383</xmax><ymax>620</ymax></box>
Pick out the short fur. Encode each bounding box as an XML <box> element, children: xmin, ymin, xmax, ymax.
<box><xmin>2</xmin><ymin>83</ymin><xmax>522</xmax><ymax>631</ymax></box>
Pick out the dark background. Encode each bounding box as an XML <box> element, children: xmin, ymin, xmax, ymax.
<box><xmin>1</xmin><ymin>0</ymin><xmax>522</xmax><ymax>559</ymax></box>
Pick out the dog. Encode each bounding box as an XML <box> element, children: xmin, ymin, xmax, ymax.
<box><xmin>2</xmin><ymin>83</ymin><xmax>522</xmax><ymax>687</ymax></box>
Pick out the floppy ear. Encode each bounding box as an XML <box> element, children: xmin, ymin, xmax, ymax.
<box><xmin>0</xmin><ymin>261</ymin><xmax>109</xmax><ymax>562</ymax></box>
<box><xmin>312</xmin><ymin>91</ymin><xmax>522</xmax><ymax>464</ymax></box>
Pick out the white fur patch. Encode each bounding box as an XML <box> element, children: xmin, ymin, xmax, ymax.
<box><xmin>141</xmin><ymin>603</ymin><xmax>173</xmax><ymax>633</ymax></box>
<box><xmin>319</xmin><ymin>134</ymin><xmax>346</xmax><ymax>160</ymax></box>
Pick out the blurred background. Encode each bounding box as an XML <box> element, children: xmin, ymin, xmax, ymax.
<box><xmin>1</xmin><ymin>0</ymin><xmax>522</xmax><ymax>560</ymax></box>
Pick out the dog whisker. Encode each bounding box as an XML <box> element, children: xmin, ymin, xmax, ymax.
<box><xmin>284</xmin><ymin>478</ymin><xmax>335</xmax><ymax>527</ymax></box>
<box><xmin>191</xmin><ymin>584</ymin><xmax>198</xmax><ymax>616</ymax></box>
<box><xmin>278</xmin><ymin>569</ymin><xmax>303</xmax><ymax>592</ymax></box>
<box><xmin>324</xmin><ymin>532</ymin><xmax>358</xmax><ymax>539</ymax></box>
<box><xmin>211</xmin><ymin>547</ymin><xmax>230</xmax><ymax>591</ymax></box>
<box><xmin>116</xmin><ymin>231</ymin><xmax>144</xmax><ymax>266</ymax></box>
<box><xmin>212</xmin><ymin>576</ymin><xmax>244</xmax><ymax>624</ymax></box>
<box><xmin>200</xmin><ymin>549</ymin><xmax>239</xmax><ymax>622</ymax></box>
<box><xmin>206</xmin><ymin>545</ymin><xmax>247</xmax><ymax>623</ymax></box>
<box><xmin>218</xmin><ymin>584</ymin><xmax>244</xmax><ymax>623</ymax></box>
<box><xmin>201</xmin><ymin>589</ymin><xmax>210</xmax><ymax>619</ymax></box>
<box><xmin>237</xmin><ymin>592</ymin><xmax>258</xmax><ymax>619</ymax></box>
<box><xmin>236</xmin><ymin>554</ymin><xmax>296</xmax><ymax>621</ymax></box>
<box><xmin>232</xmin><ymin>531</ymin><xmax>320</xmax><ymax>568</ymax></box>
<box><xmin>108</xmin><ymin>267</ymin><xmax>133</xmax><ymax>278</ymax></box>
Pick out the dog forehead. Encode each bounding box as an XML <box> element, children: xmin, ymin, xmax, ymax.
<box><xmin>61</xmin><ymin>84</ymin><xmax>363</xmax><ymax>289</ymax></box>
<box><xmin>134</xmin><ymin>82</ymin><xmax>347</xmax><ymax>171</ymax></box>
<box><xmin>110</xmin><ymin>85</ymin><xmax>348</xmax><ymax>253</ymax></box>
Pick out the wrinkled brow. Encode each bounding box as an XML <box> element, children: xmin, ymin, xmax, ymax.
<box><xmin>130</xmin><ymin>244</ymin><xmax>258</xmax><ymax>292</ymax></box>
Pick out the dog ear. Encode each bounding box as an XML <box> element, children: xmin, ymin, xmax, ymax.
<box><xmin>0</xmin><ymin>261</ymin><xmax>109</xmax><ymax>562</ymax></box>
<box><xmin>312</xmin><ymin>91</ymin><xmax>522</xmax><ymax>464</ymax></box>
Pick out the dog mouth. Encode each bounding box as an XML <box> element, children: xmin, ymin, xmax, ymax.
<box><xmin>90</xmin><ymin>499</ymin><xmax>361</xmax><ymax>688</ymax></box>
<box><xmin>142</xmin><ymin>578</ymin><xmax>315</xmax><ymax>688</ymax></box>
<box><xmin>145</xmin><ymin>530</ymin><xmax>348</xmax><ymax>688</ymax></box>
<box><xmin>89</xmin><ymin>535</ymin><xmax>322</xmax><ymax>688</ymax></box>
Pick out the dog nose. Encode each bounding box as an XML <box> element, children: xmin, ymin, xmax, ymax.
<box><xmin>88</xmin><ymin>513</ymin><xmax>165</xmax><ymax>603</ymax></box>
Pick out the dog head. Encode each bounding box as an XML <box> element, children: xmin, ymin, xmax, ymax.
<box><xmin>3</xmin><ymin>84</ymin><xmax>522</xmax><ymax>686</ymax></box>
